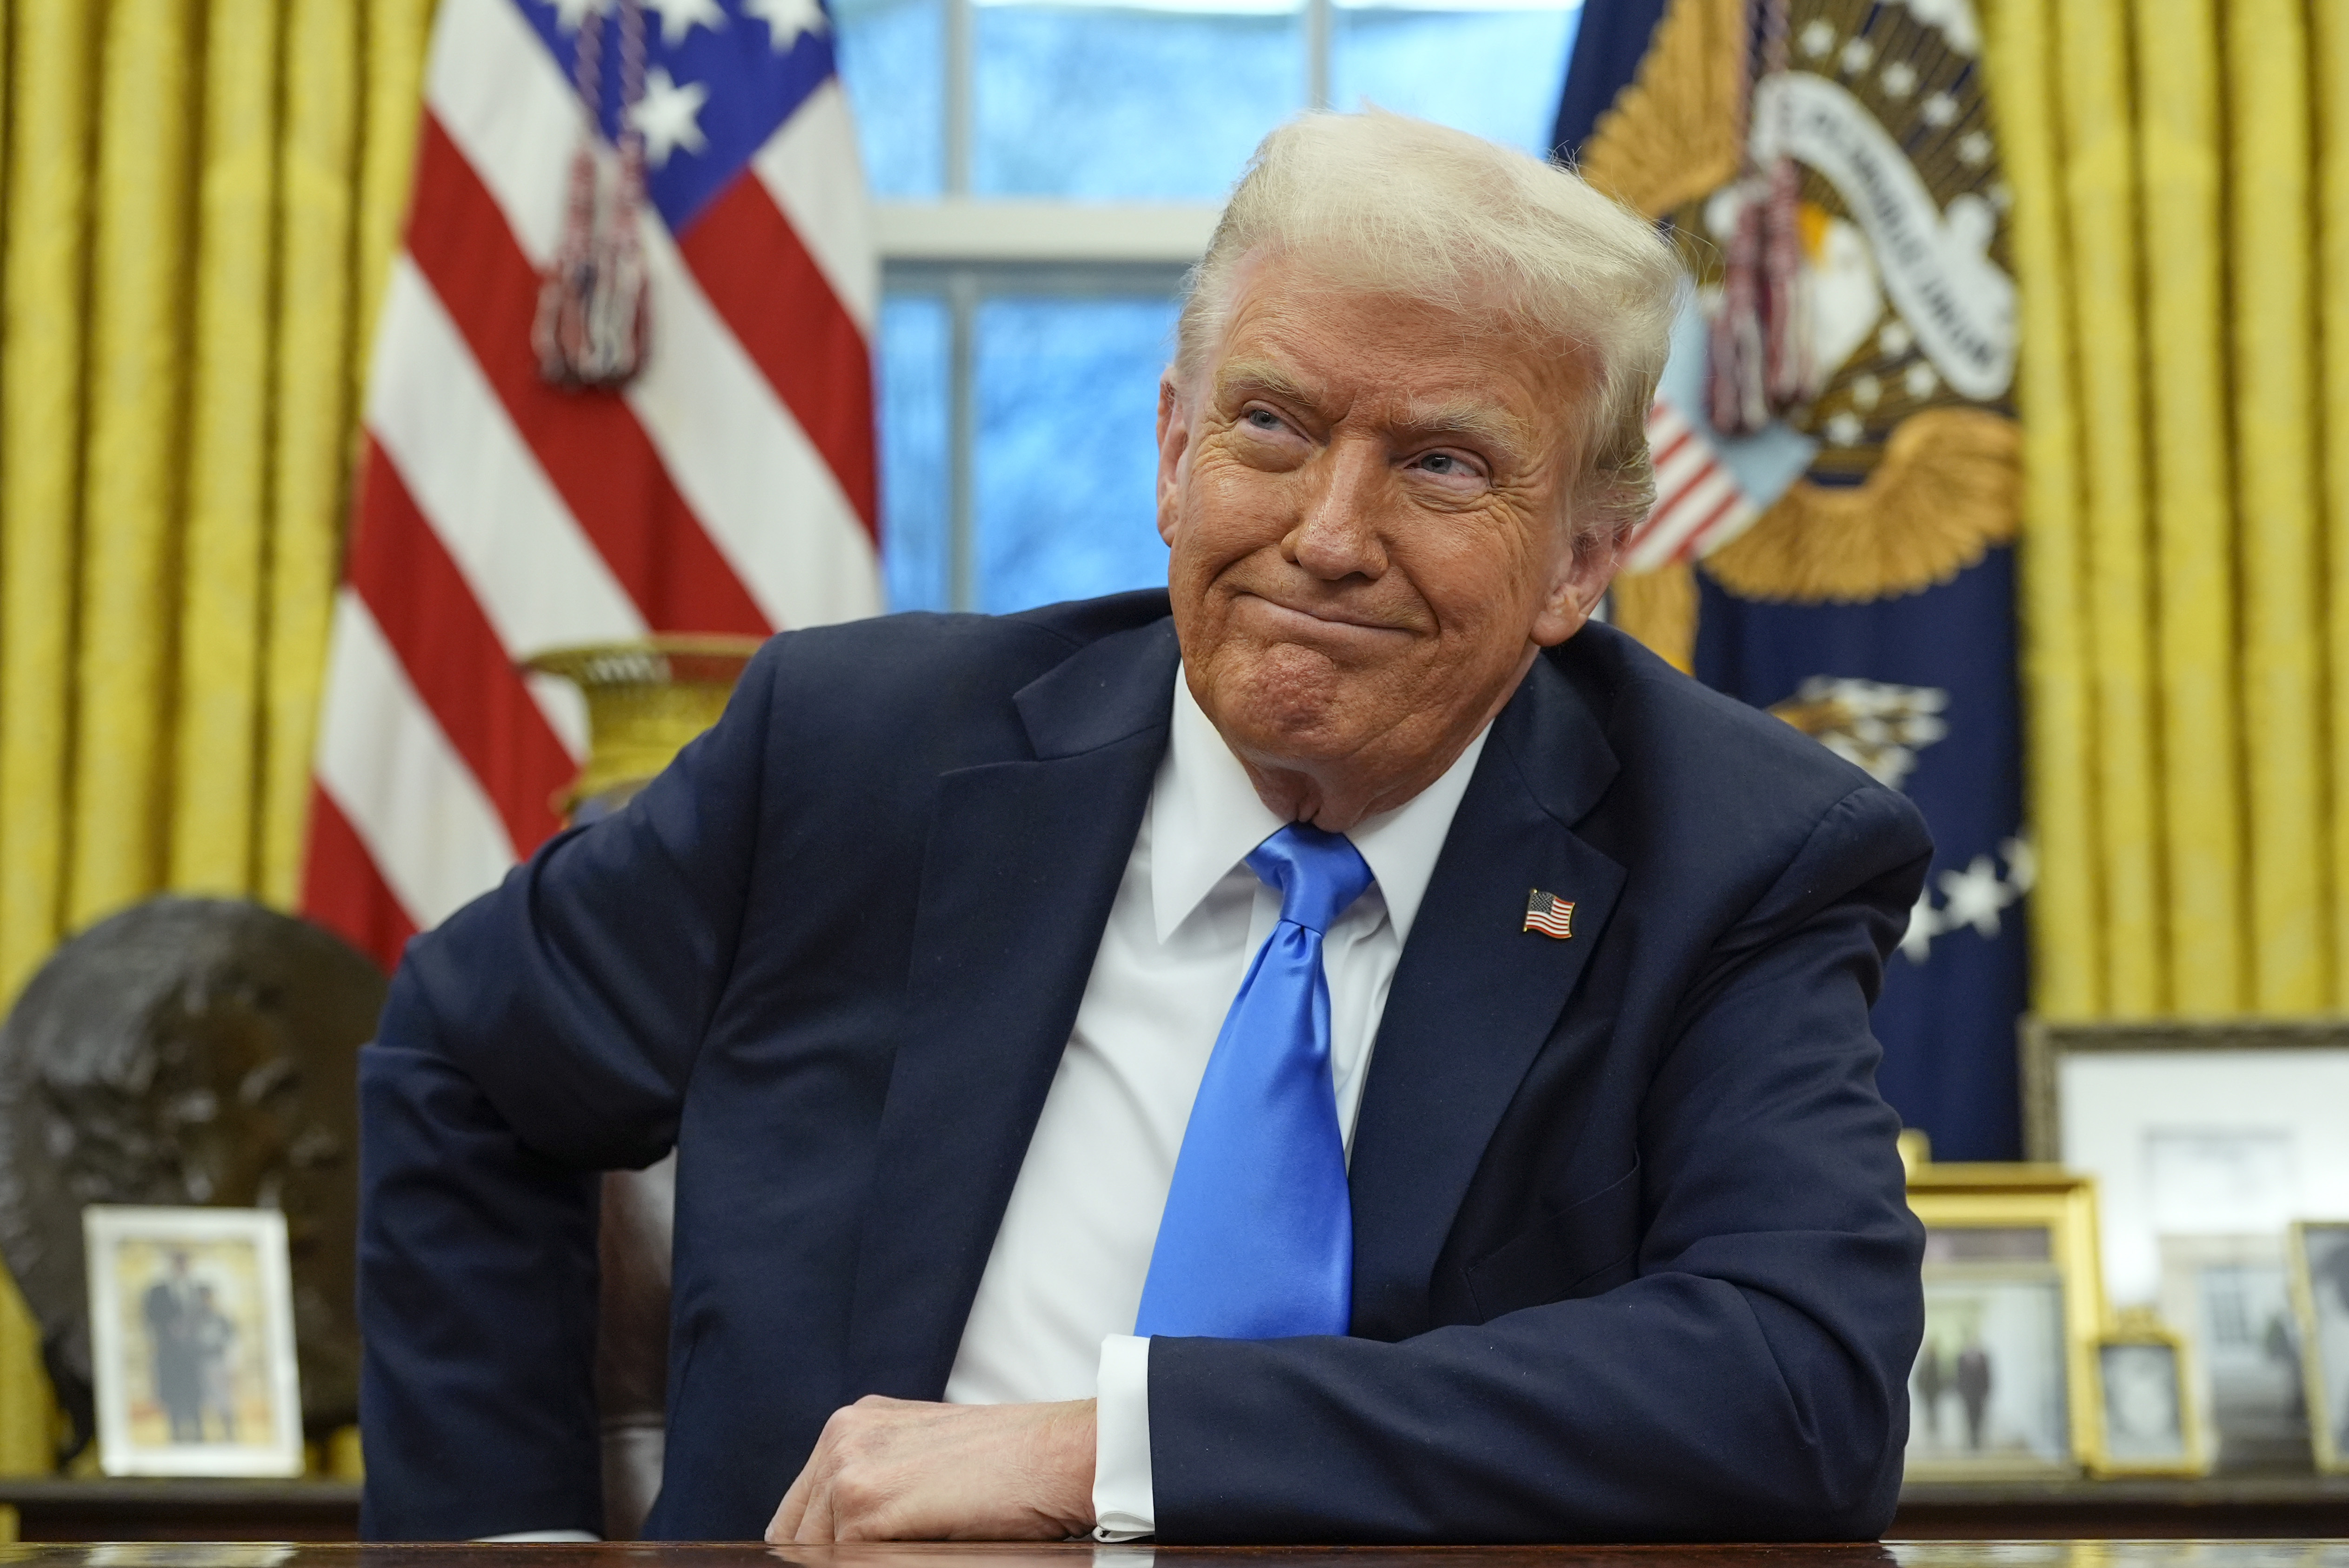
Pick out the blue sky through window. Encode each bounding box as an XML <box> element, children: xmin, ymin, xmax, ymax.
<box><xmin>878</xmin><ymin>296</ymin><xmax>952</xmax><ymax>612</ymax></box>
<box><xmin>973</xmin><ymin>8</ymin><xmax>1308</xmax><ymax>199</ymax></box>
<box><xmin>974</xmin><ymin>297</ymin><xmax>1180</xmax><ymax>612</ymax></box>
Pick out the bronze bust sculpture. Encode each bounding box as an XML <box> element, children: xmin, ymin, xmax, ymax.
<box><xmin>0</xmin><ymin>896</ymin><xmax>384</xmax><ymax>1461</ymax></box>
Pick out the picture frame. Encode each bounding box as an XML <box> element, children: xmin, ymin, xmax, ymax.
<box><xmin>83</xmin><ymin>1205</ymin><xmax>305</xmax><ymax>1477</ymax></box>
<box><xmin>2155</xmin><ymin>1232</ymin><xmax>2311</xmax><ymax>1473</ymax></box>
<box><xmin>2290</xmin><ymin>1220</ymin><xmax>2349</xmax><ymax>1474</ymax></box>
<box><xmin>1905</xmin><ymin>1162</ymin><xmax>2105</xmax><ymax>1479</ymax></box>
<box><xmin>2087</xmin><ymin>1308</ymin><xmax>2208</xmax><ymax>1476</ymax></box>
<box><xmin>2018</xmin><ymin>1016</ymin><xmax>2349</xmax><ymax>1308</ymax></box>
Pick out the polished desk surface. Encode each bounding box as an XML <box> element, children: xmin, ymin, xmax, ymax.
<box><xmin>0</xmin><ymin>1544</ymin><xmax>2341</xmax><ymax>1567</ymax></box>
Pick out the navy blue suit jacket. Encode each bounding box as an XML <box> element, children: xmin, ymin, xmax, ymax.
<box><xmin>358</xmin><ymin>592</ymin><xmax>1930</xmax><ymax>1543</ymax></box>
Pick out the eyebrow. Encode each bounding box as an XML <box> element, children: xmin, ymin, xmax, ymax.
<box><xmin>1215</xmin><ymin>360</ymin><xmax>1532</xmax><ymax>461</ymax></box>
<box><xmin>1214</xmin><ymin>359</ymin><xmax>1321</xmax><ymax>410</ymax></box>
<box><xmin>1393</xmin><ymin>398</ymin><xmax>1528</xmax><ymax>458</ymax></box>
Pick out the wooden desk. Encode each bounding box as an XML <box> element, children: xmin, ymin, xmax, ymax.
<box><xmin>5</xmin><ymin>1477</ymin><xmax>2349</xmax><ymax>1546</ymax></box>
<box><xmin>1894</xmin><ymin>1475</ymin><xmax>2349</xmax><ymax>1538</ymax></box>
<box><xmin>0</xmin><ymin>1545</ymin><xmax>2340</xmax><ymax>1567</ymax></box>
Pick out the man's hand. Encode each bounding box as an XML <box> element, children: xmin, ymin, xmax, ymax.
<box><xmin>766</xmin><ymin>1395</ymin><xmax>1097</xmax><ymax>1543</ymax></box>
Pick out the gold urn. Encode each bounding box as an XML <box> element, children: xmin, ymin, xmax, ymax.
<box><xmin>523</xmin><ymin>635</ymin><xmax>764</xmax><ymax>822</ymax></box>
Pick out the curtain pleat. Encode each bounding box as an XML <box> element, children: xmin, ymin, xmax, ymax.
<box><xmin>1992</xmin><ymin>0</ymin><xmax>2101</xmax><ymax>1020</ymax></box>
<box><xmin>2227</xmin><ymin>0</ymin><xmax>2327</xmax><ymax>1013</ymax></box>
<box><xmin>2058</xmin><ymin>0</ymin><xmax>2162</xmax><ymax>1017</ymax></box>
<box><xmin>173</xmin><ymin>0</ymin><xmax>286</xmax><ymax>895</ymax></box>
<box><xmin>2319</xmin><ymin>0</ymin><xmax>2349</xmax><ymax>1007</ymax></box>
<box><xmin>0</xmin><ymin>2</ymin><xmax>100</xmax><ymax>1007</ymax></box>
<box><xmin>2135</xmin><ymin>0</ymin><xmax>2240</xmax><ymax>1016</ymax></box>
<box><xmin>260</xmin><ymin>0</ymin><xmax>363</xmax><ymax>909</ymax></box>
<box><xmin>1998</xmin><ymin>0</ymin><xmax>2347</xmax><ymax>1019</ymax></box>
<box><xmin>72</xmin><ymin>0</ymin><xmax>200</xmax><ymax>933</ymax></box>
<box><xmin>0</xmin><ymin>0</ymin><xmax>435</xmax><ymax>1475</ymax></box>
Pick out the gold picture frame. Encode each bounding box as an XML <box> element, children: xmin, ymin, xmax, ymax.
<box><xmin>1906</xmin><ymin>1162</ymin><xmax>2104</xmax><ymax>1479</ymax></box>
<box><xmin>2289</xmin><ymin>1220</ymin><xmax>2349</xmax><ymax>1475</ymax></box>
<box><xmin>2086</xmin><ymin>1308</ymin><xmax>2209</xmax><ymax>1477</ymax></box>
<box><xmin>84</xmin><ymin>1205</ymin><xmax>305</xmax><ymax>1477</ymax></box>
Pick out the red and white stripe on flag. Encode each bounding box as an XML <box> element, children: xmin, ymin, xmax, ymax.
<box><xmin>1620</xmin><ymin>397</ymin><xmax>1758</xmax><ymax>575</ymax></box>
<box><xmin>301</xmin><ymin>0</ymin><xmax>881</xmax><ymax>971</ymax></box>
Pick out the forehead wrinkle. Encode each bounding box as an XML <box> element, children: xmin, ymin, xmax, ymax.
<box><xmin>1215</xmin><ymin>356</ymin><xmax>1536</xmax><ymax>458</ymax></box>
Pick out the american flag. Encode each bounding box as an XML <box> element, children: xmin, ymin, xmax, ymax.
<box><xmin>1619</xmin><ymin>397</ymin><xmax>1757</xmax><ymax>574</ymax></box>
<box><xmin>302</xmin><ymin>0</ymin><xmax>879</xmax><ymax>970</ymax></box>
<box><xmin>1522</xmin><ymin>889</ymin><xmax>1575</xmax><ymax>940</ymax></box>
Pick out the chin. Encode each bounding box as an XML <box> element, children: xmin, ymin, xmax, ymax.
<box><xmin>1204</xmin><ymin>643</ymin><xmax>1375</xmax><ymax>761</ymax></box>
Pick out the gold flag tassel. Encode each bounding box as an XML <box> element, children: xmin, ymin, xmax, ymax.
<box><xmin>533</xmin><ymin>0</ymin><xmax>653</xmax><ymax>390</ymax></box>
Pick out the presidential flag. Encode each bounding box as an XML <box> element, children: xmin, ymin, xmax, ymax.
<box><xmin>1559</xmin><ymin>0</ymin><xmax>2030</xmax><ymax>1159</ymax></box>
<box><xmin>303</xmin><ymin>0</ymin><xmax>880</xmax><ymax>970</ymax></box>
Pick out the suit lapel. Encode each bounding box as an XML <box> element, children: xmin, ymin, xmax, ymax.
<box><xmin>846</xmin><ymin>619</ymin><xmax>1180</xmax><ymax>1399</ymax></box>
<box><xmin>1346</xmin><ymin>650</ymin><xmax>1626</xmax><ymax>1338</ymax></box>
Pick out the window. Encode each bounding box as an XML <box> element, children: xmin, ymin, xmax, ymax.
<box><xmin>836</xmin><ymin>0</ymin><xmax>1584</xmax><ymax>612</ymax></box>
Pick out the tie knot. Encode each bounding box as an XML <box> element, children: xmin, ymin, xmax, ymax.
<box><xmin>1245</xmin><ymin>824</ymin><xmax>1374</xmax><ymax>934</ymax></box>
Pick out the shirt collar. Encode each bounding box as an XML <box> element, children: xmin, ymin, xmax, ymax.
<box><xmin>1149</xmin><ymin>665</ymin><xmax>1491</xmax><ymax>945</ymax></box>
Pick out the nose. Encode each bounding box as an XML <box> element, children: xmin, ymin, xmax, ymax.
<box><xmin>1284</xmin><ymin>435</ymin><xmax>1389</xmax><ymax>581</ymax></box>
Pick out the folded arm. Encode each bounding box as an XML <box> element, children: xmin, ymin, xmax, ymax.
<box><xmin>1144</xmin><ymin>784</ymin><xmax>1930</xmax><ymax>1542</ymax></box>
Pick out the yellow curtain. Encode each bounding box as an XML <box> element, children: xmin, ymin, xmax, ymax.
<box><xmin>0</xmin><ymin>0</ymin><xmax>435</xmax><ymax>1475</ymax></box>
<box><xmin>1988</xmin><ymin>0</ymin><xmax>2349</xmax><ymax>1020</ymax></box>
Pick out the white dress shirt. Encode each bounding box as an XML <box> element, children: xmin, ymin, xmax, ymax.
<box><xmin>942</xmin><ymin>665</ymin><xmax>1489</xmax><ymax>1538</ymax></box>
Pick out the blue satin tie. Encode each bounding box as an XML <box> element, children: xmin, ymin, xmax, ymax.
<box><xmin>1134</xmin><ymin>823</ymin><xmax>1374</xmax><ymax>1339</ymax></box>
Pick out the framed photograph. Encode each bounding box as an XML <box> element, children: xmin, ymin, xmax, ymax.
<box><xmin>2088</xmin><ymin>1310</ymin><xmax>2208</xmax><ymax>1476</ymax></box>
<box><xmin>2290</xmin><ymin>1220</ymin><xmax>2349</xmax><ymax>1473</ymax></box>
<box><xmin>2156</xmin><ymin>1232</ymin><xmax>2311</xmax><ymax>1472</ymax></box>
<box><xmin>84</xmin><ymin>1205</ymin><xmax>304</xmax><ymax>1477</ymax></box>
<box><xmin>1905</xmin><ymin>1163</ymin><xmax>2104</xmax><ymax>1479</ymax></box>
<box><xmin>2020</xmin><ymin>1017</ymin><xmax>2349</xmax><ymax>1308</ymax></box>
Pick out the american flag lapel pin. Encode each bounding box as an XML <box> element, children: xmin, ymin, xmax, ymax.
<box><xmin>1523</xmin><ymin>888</ymin><xmax>1575</xmax><ymax>939</ymax></box>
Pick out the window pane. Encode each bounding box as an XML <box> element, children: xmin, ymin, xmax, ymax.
<box><xmin>835</xmin><ymin>0</ymin><xmax>946</xmax><ymax>197</ymax></box>
<box><xmin>880</xmin><ymin>295</ymin><xmax>953</xmax><ymax>612</ymax></box>
<box><xmin>974</xmin><ymin>296</ymin><xmax>1178</xmax><ymax>612</ymax></box>
<box><xmin>975</xmin><ymin>4</ymin><xmax>1306</xmax><ymax>198</ymax></box>
<box><xmin>1330</xmin><ymin>3</ymin><xmax>1582</xmax><ymax>156</ymax></box>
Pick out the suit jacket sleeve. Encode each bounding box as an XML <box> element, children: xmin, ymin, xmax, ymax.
<box><xmin>356</xmin><ymin>644</ymin><xmax>780</xmax><ymax>1541</ymax></box>
<box><xmin>1145</xmin><ymin>782</ymin><xmax>1930</xmax><ymax>1542</ymax></box>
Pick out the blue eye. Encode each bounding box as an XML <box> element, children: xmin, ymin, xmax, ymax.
<box><xmin>1245</xmin><ymin>409</ymin><xmax>1283</xmax><ymax>430</ymax></box>
<box><xmin>1421</xmin><ymin>454</ymin><xmax>1456</xmax><ymax>473</ymax></box>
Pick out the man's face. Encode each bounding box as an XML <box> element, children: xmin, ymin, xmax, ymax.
<box><xmin>1157</xmin><ymin>254</ymin><xmax>1616</xmax><ymax>821</ymax></box>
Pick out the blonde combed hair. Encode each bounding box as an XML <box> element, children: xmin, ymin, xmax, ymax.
<box><xmin>1175</xmin><ymin>109</ymin><xmax>1684</xmax><ymax>549</ymax></box>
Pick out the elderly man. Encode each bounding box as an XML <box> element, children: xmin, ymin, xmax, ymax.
<box><xmin>359</xmin><ymin>110</ymin><xmax>1928</xmax><ymax>1544</ymax></box>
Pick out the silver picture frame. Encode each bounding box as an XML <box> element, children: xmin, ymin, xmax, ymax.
<box><xmin>2018</xmin><ymin>1017</ymin><xmax>2349</xmax><ymax>1306</ymax></box>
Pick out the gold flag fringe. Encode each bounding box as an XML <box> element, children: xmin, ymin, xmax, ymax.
<box><xmin>1702</xmin><ymin>408</ymin><xmax>2022</xmax><ymax>603</ymax></box>
<box><xmin>1608</xmin><ymin>563</ymin><xmax>1700</xmax><ymax>674</ymax></box>
<box><xmin>1575</xmin><ymin>0</ymin><xmax>1745</xmax><ymax>221</ymax></box>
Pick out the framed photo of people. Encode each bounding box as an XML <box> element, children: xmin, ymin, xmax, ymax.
<box><xmin>83</xmin><ymin>1205</ymin><xmax>304</xmax><ymax>1476</ymax></box>
<box><xmin>2155</xmin><ymin>1232</ymin><xmax>2313</xmax><ymax>1472</ymax></box>
<box><xmin>2087</xmin><ymin>1309</ymin><xmax>2207</xmax><ymax>1476</ymax></box>
<box><xmin>1905</xmin><ymin>1162</ymin><xmax>2104</xmax><ymax>1479</ymax></box>
<box><xmin>2292</xmin><ymin>1220</ymin><xmax>2349</xmax><ymax>1474</ymax></box>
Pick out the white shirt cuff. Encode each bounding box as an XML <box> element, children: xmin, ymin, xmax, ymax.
<box><xmin>1091</xmin><ymin>1333</ymin><xmax>1155</xmax><ymax>1541</ymax></box>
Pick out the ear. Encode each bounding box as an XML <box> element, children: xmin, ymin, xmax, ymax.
<box><xmin>1530</xmin><ymin>530</ymin><xmax>1622</xmax><ymax>647</ymax></box>
<box><xmin>1155</xmin><ymin>374</ymin><xmax>1191</xmax><ymax>547</ymax></box>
